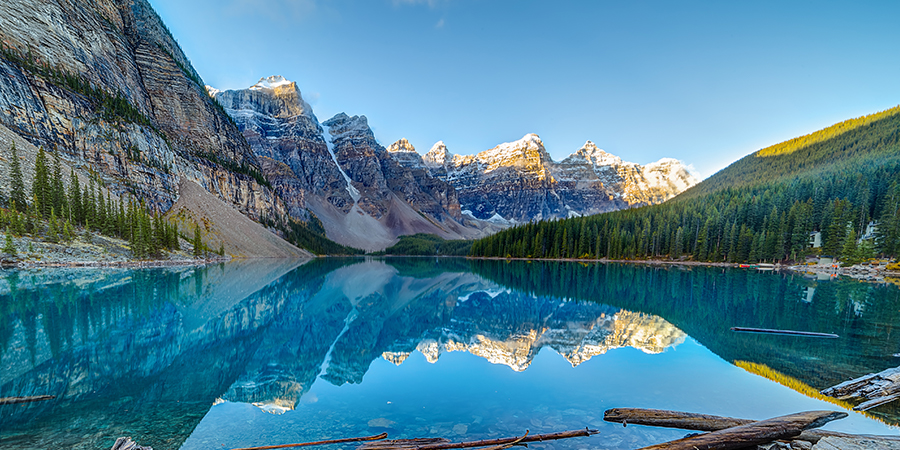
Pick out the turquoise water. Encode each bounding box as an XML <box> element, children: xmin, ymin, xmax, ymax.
<box><xmin>1</xmin><ymin>258</ymin><xmax>898</xmax><ymax>449</ymax></box>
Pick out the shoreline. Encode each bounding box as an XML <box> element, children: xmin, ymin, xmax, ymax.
<box><xmin>463</xmin><ymin>256</ymin><xmax>900</xmax><ymax>279</ymax></box>
<box><xmin>2</xmin><ymin>256</ymin><xmax>231</xmax><ymax>269</ymax></box>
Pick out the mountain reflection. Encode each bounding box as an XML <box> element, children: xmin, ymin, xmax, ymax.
<box><xmin>0</xmin><ymin>258</ymin><xmax>685</xmax><ymax>449</ymax></box>
<box><xmin>5</xmin><ymin>258</ymin><xmax>898</xmax><ymax>449</ymax></box>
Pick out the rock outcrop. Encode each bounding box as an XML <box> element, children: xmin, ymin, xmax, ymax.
<box><xmin>0</xmin><ymin>0</ymin><xmax>287</xmax><ymax>230</ymax></box>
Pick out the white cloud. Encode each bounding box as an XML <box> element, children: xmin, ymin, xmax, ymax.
<box><xmin>435</xmin><ymin>18</ymin><xmax>445</xmax><ymax>28</ymax></box>
<box><xmin>223</xmin><ymin>0</ymin><xmax>318</xmax><ymax>23</ymax></box>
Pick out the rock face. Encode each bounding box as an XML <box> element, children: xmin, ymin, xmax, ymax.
<box><xmin>211</xmin><ymin>78</ymin><xmax>493</xmax><ymax>250</ymax></box>
<box><xmin>418</xmin><ymin>135</ymin><xmax>699</xmax><ymax>222</ymax></box>
<box><xmin>212</xmin><ymin>77</ymin><xmax>353</xmax><ymax>219</ymax></box>
<box><xmin>0</xmin><ymin>0</ymin><xmax>285</xmax><ymax>223</ymax></box>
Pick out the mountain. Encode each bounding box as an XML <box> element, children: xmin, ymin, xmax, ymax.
<box><xmin>0</xmin><ymin>0</ymin><xmax>301</xmax><ymax>256</ymax></box>
<box><xmin>211</xmin><ymin>78</ymin><xmax>498</xmax><ymax>251</ymax></box>
<box><xmin>410</xmin><ymin>134</ymin><xmax>698</xmax><ymax>223</ymax></box>
<box><xmin>470</xmin><ymin>106</ymin><xmax>900</xmax><ymax>262</ymax></box>
<box><xmin>211</xmin><ymin>76</ymin><xmax>354</xmax><ymax>220</ymax></box>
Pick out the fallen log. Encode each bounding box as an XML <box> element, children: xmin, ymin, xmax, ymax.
<box><xmin>357</xmin><ymin>428</ymin><xmax>598</xmax><ymax>450</ymax></box>
<box><xmin>603</xmin><ymin>408</ymin><xmax>900</xmax><ymax>444</ymax></box>
<box><xmin>0</xmin><ymin>395</ymin><xmax>55</xmax><ymax>405</ymax></box>
<box><xmin>821</xmin><ymin>365</ymin><xmax>900</xmax><ymax>411</ymax></box>
<box><xmin>730</xmin><ymin>327</ymin><xmax>839</xmax><ymax>338</ymax></box>
<box><xmin>633</xmin><ymin>410</ymin><xmax>847</xmax><ymax>450</ymax></box>
<box><xmin>604</xmin><ymin>408</ymin><xmax>751</xmax><ymax>431</ymax></box>
<box><xmin>358</xmin><ymin>439</ymin><xmax>450</xmax><ymax>450</ymax></box>
<box><xmin>231</xmin><ymin>433</ymin><xmax>388</xmax><ymax>450</ymax></box>
<box><xmin>110</xmin><ymin>437</ymin><xmax>152</xmax><ymax>450</ymax></box>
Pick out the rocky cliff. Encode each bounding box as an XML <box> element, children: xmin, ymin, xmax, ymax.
<box><xmin>0</xmin><ymin>0</ymin><xmax>286</xmax><ymax>226</ymax></box>
<box><xmin>211</xmin><ymin>76</ymin><xmax>353</xmax><ymax>220</ymax></box>
<box><xmin>416</xmin><ymin>135</ymin><xmax>699</xmax><ymax>222</ymax></box>
<box><xmin>211</xmin><ymin>77</ymin><xmax>494</xmax><ymax>251</ymax></box>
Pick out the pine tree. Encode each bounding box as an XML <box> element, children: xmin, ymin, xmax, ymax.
<box><xmin>192</xmin><ymin>223</ymin><xmax>203</xmax><ymax>257</ymax></box>
<box><xmin>84</xmin><ymin>177</ymin><xmax>95</xmax><ymax>229</ymax></box>
<box><xmin>97</xmin><ymin>188</ymin><xmax>107</xmax><ymax>233</ymax></box>
<box><xmin>67</xmin><ymin>169</ymin><xmax>82</xmax><ymax>224</ymax></box>
<box><xmin>48</xmin><ymin>208</ymin><xmax>59</xmax><ymax>243</ymax></box>
<box><xmin>171</xmin><ymin>221</ymin><xmax>180</xmax><ymax>250</ymax></box>
<box><xmin>32</xmin><ymin>146</ymin><xmax>50</xmax><ymax>218</ymax></box>
<box><xmin>2</xmin><ymin>229</ymin><xmax>15</xmax><ymax>256</ymax></box>
<box><xmin>8</xmin><ymin>142</ymin><xmax>27</xmax><ymax>212</ymax></box>
<box><xmin>51</xmin><ymin>150</ymin><xmax>66</xmax><ymax>217</ymax></box>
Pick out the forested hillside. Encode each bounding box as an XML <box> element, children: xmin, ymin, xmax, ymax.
<box><xmin>470</xmin><ymin>106</ymin><xmax>900</xmax><ymax>263</ymax></box>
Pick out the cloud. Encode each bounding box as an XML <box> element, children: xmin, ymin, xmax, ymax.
<box><xmin>435</xmin><ymin>18</ymin><xmax>445</xmax><ymax>28</ymax></box>
<box><xmin>223</xmin><ymin>0</ymin><xmax>318</xmax><ymax>23</ymax></box>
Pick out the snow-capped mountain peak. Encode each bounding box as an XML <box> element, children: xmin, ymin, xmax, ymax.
<box><xmin>424</xmin><ymin>141</ymin><xmax>453</xmax><ymax>167</ymax></box>
<box><xmin>476</xmin><ymin>133</ymin><xmax>551</xmax><ymax>173</ymax></box>
<box><xmin>564</xmin><ymin>140</ymin><xmax>628</xmax><ymax>167</ymax></box>
<box><xmin>387</xmin><ymin>138</ymin><xmax>426</xmax><ymax>168</ymax></box>
<box><xmin>387</xmin><ymin>138</ymin><xmax>417</xmax><ymax>154</ymax></box>
<box><xmin>250</xmin><ymin>75</ymin><xmax>294</xmax><ymax>90</ymax></box>
<box><xmin>205</xmin><ymin>85</ymin><xmax>220</xmax><ymax>98</ymax></box>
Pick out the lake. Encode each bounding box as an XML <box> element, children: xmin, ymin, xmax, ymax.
<box><xmin>1</xmin><ymin>258</ymin><xmax>899</xmax><ymax>449</ymax></box>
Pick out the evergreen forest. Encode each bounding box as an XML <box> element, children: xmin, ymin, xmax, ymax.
<box><xmin>1</xmin><ymin>144</ymin><xmax>189</xmax><ymax>259</ymax></box>
<box><xmin>470</xmin><ymin>106</ymin><xmax>900</xmax><ymax>264</ymax></box>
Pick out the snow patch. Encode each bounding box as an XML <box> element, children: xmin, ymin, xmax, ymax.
<box><xmin>457</xmin><ymin>288</ymin><xmax>511</xmax><ymax>303</ymax></box>
<box><xmin>321</xmin><ymin>122</ymin><xmax>360</xmax><ymax>202</ymax></box>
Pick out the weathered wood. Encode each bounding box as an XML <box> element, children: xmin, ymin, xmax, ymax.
<box><xmin>603</xmin><ymin>408</ymin><xmax>900</xmax><ymax>444</ymax></box>
<box><xmin>357</xmin><ymin>439</ymin><xmax>450</xmax><ymax>450</ymax></box>
<box><xmin>232</xmin><ymin>432</ymin><xmax>389</xmax><ymax>450</ymax></box>
<box><xmin>634</xmin><ymin>410</ymin><xmax>847</xmax><ymax>450</ymax></box>
<box><xmin>0</xmin><ymin>395</ymin><xmax>55</xmax><ymax>405</ymax></box>
<box><xmin>605</xmin><ymin>408</ymin><xmax>753</xmax><ymax>431</ymax></box>
<box><xmin>357</xmin><ymin>429</ymin><xmax>598</xmax><ymax>450</ymax></box>
<box><xmin>730</xmin><ymin>327</ymin><xmax>839</xmax><ymax>338</ymax></box>
<box><xmin>821</xmin><ymin>365</ymin><xmax>900</xmax><ymax>410</ymax></box>
<box><xmin>110</xmin><ymin>437</ymin><xmax>152</xmax><ymax>450</ymax></box>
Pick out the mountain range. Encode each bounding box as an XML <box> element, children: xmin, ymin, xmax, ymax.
<box><xmin>471</xmin><ymin>106</ymin><xmax>900</xmax><ymax>262</ymax></box>
<box><xmin>210</xmin><ymin>75</ymin><xmax>698</xmax><ymax>250</ymax></box>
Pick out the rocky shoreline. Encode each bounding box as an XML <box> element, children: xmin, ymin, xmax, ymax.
<box><xmin>468</xmin><ymin>256</ymin><xmax>900</xmax><ymax>281</ymax></box>
<box><xmin>0</xmin><ymin>231</ymin><xmax>229</xmax><ymax>269</ymax></box>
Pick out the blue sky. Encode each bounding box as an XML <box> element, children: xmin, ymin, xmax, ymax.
<box><xmin>149</xmin><ymin>0</ymin><xmax>900</xmax><ymax>179</ymax></box>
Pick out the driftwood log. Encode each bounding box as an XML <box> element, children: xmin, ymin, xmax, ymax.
<box><xmin>821</xmin><ymin>365</ymin><xmax>900</xmax><ymax>411</ymax></box>
<box><xmin>358</xmin><ymin>438</ymin><xmax>450</xmax><ymax>450</ymax></box>
<box><xmin>357</xmin><ymin>429</ymin><xmax>598</xmax><ymax>450</ymax></box>
<box><xmin>232</xmin><ymin>433</ymin><xmax>389</xmax><ymax>450</ymax></box>
<box><xmin>110</xmin><ymin>437</ymin><xmax>152</xmax><ymax>450</ymax></box>
<box><xmin>630</xmin><ymin>410</ymin><xmax>847</xmax><ymax>450</ymax></box>
<box><xmin>730</xmin><ymin>327</ymin><xmax>839</xmax><ymax>338</ymax></box>
<box><xmin>603</xmin><ymin>408</ymin><xmax>900</xmax><ymax>444</ymax></box>
<box><xmin>0</xmin><ymin>395</ymin><xmax>55</xmax><ymax>405</ymax></box>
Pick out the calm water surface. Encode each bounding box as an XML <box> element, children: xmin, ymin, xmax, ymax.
<box><xmin>1</xmin><ymin>258</ymin><xmax>899</xmax><ymax>449</ymax></box>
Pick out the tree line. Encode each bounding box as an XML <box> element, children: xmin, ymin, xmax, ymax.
<box><xmin>2</xmin><ymin>143</ymin><xmax>187</xmax><ymax>258</ymax></box>
<box><xmin>471</xmin><ymin>106</ymin><xmax>900</xmax><ymax>264</ymax></box>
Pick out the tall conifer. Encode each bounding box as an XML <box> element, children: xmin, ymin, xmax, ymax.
<box><xmin>32</xmin><ymin>146</ymin><xmax>50</xmax><ymax>218</ymax></box>
<box><xmin>9</xmin><ymin>143</ymin><xmax>27</xmax><ymax>212</ymax></box>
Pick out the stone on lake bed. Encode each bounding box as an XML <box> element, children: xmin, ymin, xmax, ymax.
<box><xmin>453</xmin><ymin>424</ymin><xmax>468</xmax><ymax>435</ymax></box>
<box><xmin>368</xmin><ymin>418</ymin><xmax>396</xmax><ymax>428</ymax></box>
